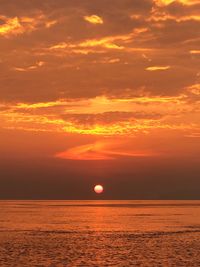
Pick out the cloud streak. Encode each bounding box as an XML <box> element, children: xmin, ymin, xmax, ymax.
<box><xmin>55</xmin><ymin>141</ymin><xmax>156</xmax><ymax>160</ymax></box>
<box><xmin>146</xmin><ymin>66</ymin><xmax>171</xmax><ymax>71</ymax></box>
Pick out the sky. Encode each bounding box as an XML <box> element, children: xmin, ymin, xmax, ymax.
<box><xmin>0</xmin><ymin>0</ymin><xmax>200</xmax><ymax>199</ymax></box>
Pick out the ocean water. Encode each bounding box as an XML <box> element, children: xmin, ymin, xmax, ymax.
<box><xmin>0</xmin><ymin>200</ymin><xmax>200</xmax><ymax>266</ymax></box>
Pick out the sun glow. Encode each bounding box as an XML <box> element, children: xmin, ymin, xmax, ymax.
<box><xmin>94</xmin><ymin>185</ymin><xmax>104</xmax><ymax>194</ymax></box>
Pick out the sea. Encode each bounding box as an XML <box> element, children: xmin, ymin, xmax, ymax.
<box><xmin>0</xmin><ymin>200</ymin><xmax>200</xmax><ymax>266</ymax></box>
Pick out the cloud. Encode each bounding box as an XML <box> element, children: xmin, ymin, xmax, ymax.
<box><xmin>84</xmin><ymin>15</ymin><xmax>103</xmax><ymax>24</ymax></box>
<box><xmin>1</xmin><ymin>92</ymin><xmax>198</xmax><ymax>136</ymax></box>
<box><xmin>0</xmin><ymin>16</ymin><xmax>24</xmax><ymax>37</ymax></box>
<box><xmin>149</xmin><ymin>13</ymin><xmax>200</xmax><ymax>23</ymax></box>
<box><xmin>13</xmin><ymin>61</ymin><xmax>45</xmax><ymax>72</ymax></box>
<box><xmin>48</xmin><ymin>27</ymin><xmax>149</xmax><ymax>54</ymax></box>
<box><xmin>55</xmin><ymin>141</ymin><xmax>156</xmax><ymax>160</ymax></box>
<box><xmin>45</xmin><ymin>20</ymin><xmax>58</xmax><ymax>28</ymax></box>
<box><xmin>187</xmin><ymin>83</ymin><xmax>200</xmax><ymax>96</ymax></box>
<box><xmin>146</xmin><ymin>66</ymin><xmax>171</xmax><ymax>71</ymax></box>
<box><xmin>190</xmin><ymin>50</ymin><xmax>200</xmax><ymax>54</ymax></box>
<box><xmin>0</xmin><ymin>1</ymin><xmax>199</xmax><ymax>103</ymax></box>
<box><xmin>60</xmin><ymin>111</ymin><xmax>163</xmax><ymax>126</ymax></box>
<box><xmin>154</xmin><ymin>0</ymin><xmax>199</xmax><ymax>6</ymax></box>
<box><xmin>13</xmin><ymin>95</ymin><xmax>186</xmax><ymax>114</ymax></box>
<box><xmin>0</xmin><ymin>0</ymin><xmax>199</xmax><ymax>132</ymax></box>
<box><xmin>48</xmin><ymin>34</ymin><xmax>130</xmax><ymax>52</ymax></box>
<box><xmin>0</xmin><ymin>14</ymin><xmax>57</xmax><ymax>37</ymax></box>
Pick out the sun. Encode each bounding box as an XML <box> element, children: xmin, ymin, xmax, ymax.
<box><xmin>94</xmin><ymin>184</ymin><xmax>104</xmax><ymax>194</ymax></box>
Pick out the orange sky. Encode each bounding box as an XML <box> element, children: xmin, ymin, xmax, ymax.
<box><xmin>0</xmin><ymin>0</ymin><xmax>200</xmax><ymax>199</ymax></box>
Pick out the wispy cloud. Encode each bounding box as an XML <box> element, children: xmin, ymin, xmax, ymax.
<box><xmin>55</xmin><ymin>141</ymin><xmax>156</xmax><ymax>160</ymax></box>
<box><xmin>48</xmin><ymin>28</ymin><xmax>149</xmax><ymax>54</ymax></box>
<box><xmin>13</xmin><ymin>61</ymin><xmax>45</xmax><ymax>72</ymax></box>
